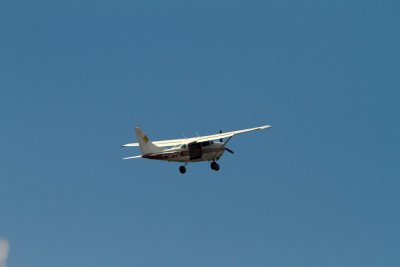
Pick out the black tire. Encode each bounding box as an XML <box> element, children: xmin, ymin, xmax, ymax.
<box><xmin>211</xmin><ymin>161</ymin><xmax>218</xmax><ymax>170</ymax></box>
<box><xmin>215</xmin><ymin>163</ymin><xmax>220</xmax><ymax>171</ymax></box>
<box><xmin>179</xmin><ymin>166</ymin><xmax>186</xmax><ymax>174</ymax></box>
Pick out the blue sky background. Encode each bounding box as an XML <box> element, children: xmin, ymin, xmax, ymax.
<box><xmin>1</xmin><ymin>1</ymin><xmax>399</xmax><ymax>266</ymax></box>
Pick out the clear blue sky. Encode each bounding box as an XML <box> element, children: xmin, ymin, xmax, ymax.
<box><xmin>1</xmin><ymin>1</ymin><xmax>399</xmax><ymax>266</ymax></box>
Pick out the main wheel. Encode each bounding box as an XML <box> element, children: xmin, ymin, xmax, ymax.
<box><xmin>179</xmin><ymin>166</ymin><xmax>186</xmax><ymax>174</ymax></box>
<box><xmin>214</xmin><ymin>163</ymin><xmax>220</xmax><ymax>171</ymax></box>
<box><xmin>211</xmin><ymin>161</ymin><xmax>219</xmax><ymax>171</ymax></box>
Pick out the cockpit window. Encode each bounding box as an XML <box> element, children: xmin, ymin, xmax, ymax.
<box><xmin>181</xmin><ymin>144</ymin><xmax>187</xmax><ymax>149</ymax></box>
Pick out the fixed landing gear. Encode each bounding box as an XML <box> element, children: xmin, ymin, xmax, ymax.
<box><xmin>179</xmin><ymin>162</ymin><xmax>220</xmax><ymax>174</ymax></box>
<box><xmin>210</xmin><ymin>161</ymin><xmax>220</xmax><ymax>171</ymax></box>
<box><xmin>179</xmin><ymin>165</ymin><xmax>186</xmax><ymax>174</ymax></box>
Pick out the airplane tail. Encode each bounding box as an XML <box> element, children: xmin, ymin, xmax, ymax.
<box><xmin>135</xmin><ymin>127</ymin><xmax>165</xmax><ymax>155</ymax></box>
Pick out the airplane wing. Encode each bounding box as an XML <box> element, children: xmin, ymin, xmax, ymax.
<box><xmin>122</xmin><ymin>125</ymin><xmax>271</xmax><ymax>147</ymax></box>
<box><xmin>194</xmin><ymin>125</ymin><xmax>272</xmax><ymax>143</ymax></box>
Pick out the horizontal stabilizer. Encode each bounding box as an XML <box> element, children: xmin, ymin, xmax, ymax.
<box><xmin>123</xmin><ymin>155</ymin><xmax>142</xmax><ymax>160</ymax></box>
<box><xmin>122</xmin><ymin>143</ymin><xmax>140</xmax><ymax>147</ymax></box>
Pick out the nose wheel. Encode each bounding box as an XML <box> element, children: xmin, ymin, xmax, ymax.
<box><xmin>179</xmin><ymin>165</ymin><xmax>186</xmax><ymax>174</ymax></box>
<box><xmin>210</xmin><ymin>161</ymin><xmax>220</xmax><ymax>171</ymax></box>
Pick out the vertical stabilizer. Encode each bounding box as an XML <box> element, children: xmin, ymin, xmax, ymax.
<box><xmin>135</xmin><ymin>127</ymin><xmax>164</xmax><ymax>155</ymax></box>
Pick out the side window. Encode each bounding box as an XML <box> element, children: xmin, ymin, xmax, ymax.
<box><xmin>181</xmin><ymin>144</ymin><xmax>187</xmax><ymax>149</ymax></box>
<box><xmin>202</xmin><ymin>141</ymin><xmax>210</xmax><ymax>147</ymax></box>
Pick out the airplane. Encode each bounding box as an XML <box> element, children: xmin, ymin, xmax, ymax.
<box><xmin>122</xmin><ymin>124</ymin><xmax>272</xmax><ymax>174</ymax></box>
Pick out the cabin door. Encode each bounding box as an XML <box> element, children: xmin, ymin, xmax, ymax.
<box><xmin>188</xmin><ymin>142</ymin><xmax>202</xmax><ymax>160</ymax></box>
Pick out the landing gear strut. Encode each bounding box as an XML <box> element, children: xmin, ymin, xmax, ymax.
<box><xmin>210</xmin><ymin>161</ymin><xmax>220</xmax><ymax>171</ymax></box>
<box><xmin>179</xmin><ymin>165</ymin><xmax>186</xmax><ymax>174</ymax></box>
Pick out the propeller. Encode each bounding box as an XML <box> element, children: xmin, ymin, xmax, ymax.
<box><xmin>225</xmin><ymin>147</ymin><xmax>234</xmax><ymax>154</ymax></box>
<box><xmin>220</xmin><ymin>130</ymin><xmax>234</xmax><ymax>154</ymax></box>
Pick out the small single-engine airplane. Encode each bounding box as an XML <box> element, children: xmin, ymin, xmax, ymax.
<box><xmin>122</xmin><ymin>124</ymin><xmax>272</xmax><ymax>174</ymax></box>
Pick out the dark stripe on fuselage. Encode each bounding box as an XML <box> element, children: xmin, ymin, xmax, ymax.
<box><xmin>142</xmin><ymin>148</ymin><xmax>224</xmax><ymax>160</ymax></box>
